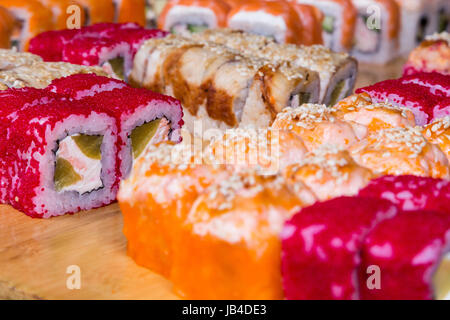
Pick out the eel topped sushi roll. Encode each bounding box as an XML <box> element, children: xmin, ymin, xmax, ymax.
<box><xmin>189</xmin><ymin>29</ymin><xmax>358</xmax><ymax>105</ymax></box>
<box><xmin>0</xmin><ymin>0</ymin><xmax>54</xmax><ymax>51</ymax></box>
<box><xmin>158</xmin><ymin>0</ymin><xmax>230</xmax><ymax>35</ymax></box>
<box><xmin>351</xmin><ymin>0</ymin><xmax>401</xmax><ymax>64</ymax></box>
<box><xmin>296</xmin><ymin>0</ymin><xmax>357</xmax><ymax>52</ymax></box>
<box><xmin>226</xmin><ymin>0</ymin><xmax>304</xmax><ymax>45</ymax></box>
<box><xmin>0</xmin><ymin>88</ymin><xmax>118</xmax><ymax>218</ymax></box>
<box><xmin>130</xmin><ymin>35</ymin><xmax>321</xmax><ymax>133</ymax></box>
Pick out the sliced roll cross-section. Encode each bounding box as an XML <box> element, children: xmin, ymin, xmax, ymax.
<box><xmin>47</xmin><ymin>74</ymin><xmax>184</xmax><ymax>181</ymax></box>
<box><xmin>0</xmin><ymin>88</ymin><xmax>118</xmax><ymax>218</ymax></box>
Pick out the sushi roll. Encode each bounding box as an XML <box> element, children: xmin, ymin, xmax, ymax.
<box><xmin>356</xmin><ymin>78</ymin><xmax>447</xmax><ymax>125</ymax></box>
<box><xmin>48</xmin><ymin>74</ymin><xmax>184</xmax><ymax>180</ymax></box>
<box><xmin>333</xmin><ymin>93</ymin><xmax>416</xmax><ymax>136</ymax></box>
<box><xmin>37</xmin><ymin>0</ymin><xmax>87</xmax><ymax>30</ymax></box>
<box><xmin>403</xmin><ymin>32</ymin><xmax>450</xmax><ymax>76</ymax></box>
<box><xmin>75</xmin><ymin>0</ymin><xmax>115</xmax><ymax>25</ymax></box>
<box><xmin>118</xmin><ymin>140</ymin><xmax>229</xmax><ymax>278</ymax></box>
<box><xmin>271</xmin><ymin>104</ymin><xmax>361</xmax><ymax>151</ymax></box>
<box><xmin>349</xmin><ymin>127</ymin><xmax>450</xmax><ymax>178</ymax></box>
<box><xmin>281</xmin><ymin>196</ymin><xmax>398</xmax><ymax>300</ymax></box>
<box><xmin>158</xmin><ymin>0</ymin><xmax>230</xmax><ymax>35</ymax></box>
<box><xmin>284</xmin><ymin>145</ymin><xmax>374</xmax><ymax>201</ymax></box>
<box><xmin>226</xmin><ymin>0</ymin><xmax>304</xmax><ymax>45</ymax></box>
<box><xmin>130</xmin><ymin>35</ymin><xmax>321</xmax><ymax>133</ymax></box>
<box><xmin>296</xmin><ymin>0</ymin><xmax>357</xmax><ymax>52</ymax></box>
<box><xmin>0</xmin><ymin>88</ymin><xmax>118</xmax><ymax>218</ymax></box>
<box><xmin>395</xmin><ymin>0</ymin><xmax>436</xmax><ymax>55</ymax></box>
<box><xmin>112</xmin><ymin>0</ymin><xmax>146</xmax><ymax>26</ymax></box>
<box><xmin>190</xmin><ymin>29</ymin><xmax>358</xmax><ymax>105</ymax></box>
<box><xmin>358</xmin><ymin>175</ymin><xmax>450</xmax><ymax>214</ymax></box>
<box><xmin>351</xmin><ymin>0</ymin><xmax>401</xmax><ymax>64</ymax></box>
<box><xmin>360</xmin><ymin>211</ymin><xmax>450</xmax><ymax>300</ymax></box>
<box><xmin>0</xmin><ymin>5</ymin><xmax>14</xmax><ymax>48</ymax></box>
<box><xmin>171</xmin><ymin>170</ymin><xmax>316</xmax><ymax>299</ymax></box>
<box><xmin>423</xmin><ymin>116</ymin><xmax>450</xmax><ymax>162</ymax></box>
<box><xmin>206</xmin><ymin>128</ymin><xmax>308</xmax><ymax>174</ymax></box>
<box><xmin>0</xmin><ymin>59</ymin><xmax>107</xmax><ymax>90</ymax></box>
<box><xmin>0</xmin><ymin>0</ymin><xmax>54</xmax><ymax>51</ymax></box>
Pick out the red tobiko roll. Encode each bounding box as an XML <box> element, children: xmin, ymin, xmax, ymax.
<box><xmin>47</xmin><ymin>74</ymin><xmax>184</xmax><ymax>181</ymax></box>
<box><xmin>401</xmin><ymin>72</ymin><xmax>450</xmax><ymax>98</ymax></box>
<box><xmin>360</xmin><ymin>211</ymin><xmax>450</xmax><ymax>300</ymax></box>
<box><xmin>0</xmin><ymin>88</ymin><xmax>118</xmax><ymax>218</ymax></box>
<box><xmin>356</xmin><ymin>79</ymin><xmax>444</xmax><ymax>125</ymax></box>
<box><xmin>358</xmin><ymin>175</ymin><xmax>450</xmax><ymax>214</ymax></box>
<box><xmin>281</xmin><ymin>196</ymin><xmax>398</xmax><ymax>300</ymax></box>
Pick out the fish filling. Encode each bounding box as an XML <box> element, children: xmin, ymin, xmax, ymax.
<box><xmin>54</xmin><ymin>134</ymin><xmax>103</xmax><ymax>194</ymax></box>
<box><xmin>354</xmin><ymin>14</ymin><xmax>381</xmax><ymax>53</ymax></box>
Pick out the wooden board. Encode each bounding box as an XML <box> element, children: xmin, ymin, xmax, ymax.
<box><xmin>1</xmin><ymin>58</ymin><xmax>446</xmax><ymax>300</ymax></box>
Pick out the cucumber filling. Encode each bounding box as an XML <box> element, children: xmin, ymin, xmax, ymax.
<box><xmin>54</xmin><ymin>134</ymin><xmax>104</xmax><ymax>194</ymax></box>
<box><xmin>416</xmin><ymin>16</ymin><xmax>429</xmax><ymax>43</ymax></box>
<box><xmin>171</xmin><ymin>23</ymin><xmax>208</xmax><ymax>35</ymax></box>
<box><xmin>433</xmin><ymin>254</ymin><xmax>450</xmax><ymax>300</ymax></box>
<box><xmin>329</xmin><ymin>80</ymin><xmax>345</xmax><ymax>106</ymax></box>
<box><xmin>322</xmin><ymin>16</ymin><xmax>335</xmax><ymax>34</ymax></box>
<box><xmin>130</xmin><ymin>118</ymin><xmax>162</xmax><ymax>159</ymax></box>
<box><xmin>438</xmin><ymin>8</ymin><xmax>449</xmax><ymax>32</ymax></box>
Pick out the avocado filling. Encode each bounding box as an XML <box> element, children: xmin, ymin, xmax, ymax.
<box><xmin>438</xmin><ymin>9</ymin><xmax>449</xmax><ymax>33</ymax></box>
<box><xmin>329</xmin><ymin>80</ymin><xmax>345</xmax><ymax>106</ymax></box>
<box><xmin>433</xmin><ymin>254</ymin><xmax>450</xmax><ymax>300</ymax></box>
<box><xmin>130</xmin><ymin>118</ymin><xmax>162</xmax><ymax>159</ymax></box>
<box><xmin>107</xmin><ymin>57</ymin><xmax>125</xmax><ymax>80</ymax></box>
<box><xmin>54</xmin><ymin>134</ymin><xmax>104</xmax><ymax>194</ymax></box>
<box><xmin>322</xmin><ymin>16</ymin><xmax>335</xmax><ymax>33</ymax></box>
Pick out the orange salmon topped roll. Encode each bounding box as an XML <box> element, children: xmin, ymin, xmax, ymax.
<box><xmin>271</xmin><ymin>104</ymin><xmax>360</xmax><ymax>151</ymax></box>
<box><xmin>333</xmin><ymin>93</ymin><xmax>416</xmax><ymax>138</ymax></box>
<box><xmin>113</xmin><ymin>0</ymin><xmax>146</xmax><ymax>26</ymax></box>
<box><xmin>158</xmin><ymin>0</ymin><xmax>230</xmax><ymax>35</ymax></box>
<box><xmin>75</xmin><ymin>0</ymin><xmax>115</xmax><ymax>25</ymax></box>
<box><xmin>226</xmin><ymin>0</ymin><xmax>304</xmax><ymax>45</ymax></box>
<box><xmin>297</xmin><ymin>0</ymin><xmax>357</xmax><ymax>51</ymax></box>
<box><xmin>0</xmin><ymin>0</ymin><xmax>53</xmax><ymax>51</ymax></box>
<box><xmin>351</xmin><ymin>0</ymin><xmax>401</xmax><ymax>64</ymax></box>
<box><xmin>206</xmin><ymin>128</ymin><xmax>308</xmax><ymax>174</ymax></box>
<box><xmin>0</xmin><ymin>6</ymin><xmax>14</xmax><ymax>48</ymax></box>
<box><xmin>284</xmin><ymin>145</ymin><xmax>374</xmax><ymax>201</ymax></box>
<box><xmin>37</xmin><ymin>0</ymin><xmax>86</xmax><ymax>30</ymax></box>
<box><xmin>287</xmin><ymin>1</ymin><xmax>324</xmax><ymax>45</ymax></box>
<box><xmin>118</xmin><ymin>140</ymin><xmax>229</xmax><ymax>278</ymax></box>
<box><xmin>423</xmin><ymin>116</ymin><xmax>450</xmax><ymax>162</ymax></box>
<box><xmin>171</xmin><ymin>170</ymin><xmax>316</xmax><ymax>299</ymax></box>
<box><xmin>350</xmin><ymin>126</ymin><xmax>450</xmax><ymax>178</ymax></box>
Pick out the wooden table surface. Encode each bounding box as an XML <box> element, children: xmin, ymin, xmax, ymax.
<box><xmin>3</xmin><ymin>57</ymin><xmax>447</xmax><ymax>300</ymax></box>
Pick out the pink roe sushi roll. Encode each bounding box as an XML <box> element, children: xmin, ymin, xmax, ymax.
<box><xmin>360</xmin><ymin>211</ymin><xmax>450</xmax><ymax>300</ymax></box>
<box><xmin>0</xmin><ymin>88</ymin><xmax>118</xmax><ymax>218</ymax></box>
<box><xmin>358</xmin><ymin>175</ymin><xmax>450</xmax><ymax>214</ymax></box>
<box><xmin>281</xmin><ymin>196</ymin><xmax>398</xmax><ymax>300</ymax></box>
<box><xmin>48</xmin><ymin>74</ymin><xmax>184</xmax><ymax>181</ymax></box>
<box><xmin>356</xmin><ymin>79</ymin><xmax>445</xmax><ymax>125</ymax></box>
